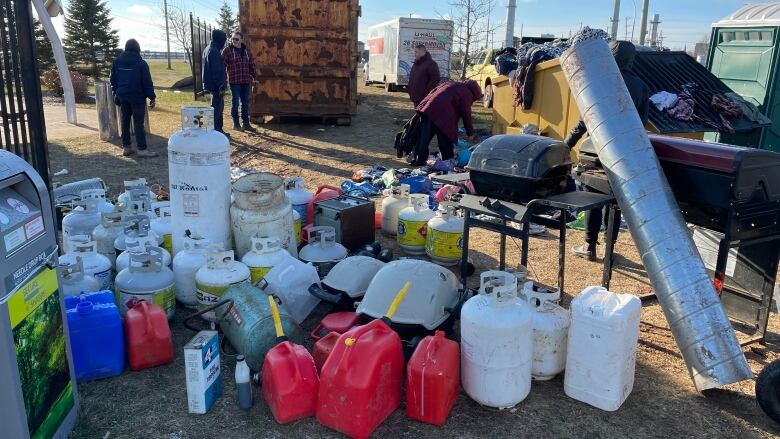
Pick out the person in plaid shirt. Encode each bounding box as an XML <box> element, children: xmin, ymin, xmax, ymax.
<box><xmin>222</xmin><ymin>31</ymin><xmax>256</xmax><ymax>131</ymax></box>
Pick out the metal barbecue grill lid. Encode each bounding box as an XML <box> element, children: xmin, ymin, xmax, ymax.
<box><xmin>466</xmin><ymin>134</ymin><xmax>571</xmax><ymax>179</ymax></box>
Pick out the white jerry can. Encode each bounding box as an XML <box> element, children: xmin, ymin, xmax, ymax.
<box><xmin>461</xmin><ymin>270</ymin><xmax>533</xmax><ymax>408</ymax></box>
<box><xmin>564</xmin><ymin>286</ymin><xmax>641</xmax><ymax>411</ymax></box>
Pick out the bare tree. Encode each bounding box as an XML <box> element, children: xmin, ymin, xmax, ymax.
<box><xmin>441</xmin><ymin>0</ymin><xmax>499</xmax><ymax>79</ymax></box>
<box><xmin>165</xmin><ymin>2</ymin><xmax>193</xmax><ymax>68</ymax></box>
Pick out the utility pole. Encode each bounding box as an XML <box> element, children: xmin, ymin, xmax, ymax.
<box><xmin>504</xmin><ymin>0</ymin><xmax>516</xmax><ymax>49</ymax></box>
<box><xmin>638</xmin><ymin>0</ymin><xmax>649</xmax><ymax>45</ymax></box>
<box><xmin>164</xmin><ymin>0</ymin><xmax>172</xmax><ymax>70</ymax></box>
<box><xmin>649</xmin><ymin>13</ymin><xmax>660</xmax><ymax>48</ymax></box>
<box><xmin>610</xmin><ymin>0</ymin><xmax>621</xmax><ymax>39</ymax></box>
<box><xmin>624</xmin><ymin>16</ymin><xmax>629</xmax><ymax>41</ymax></box>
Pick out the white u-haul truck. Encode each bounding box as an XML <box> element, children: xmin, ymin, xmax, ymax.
<box><xmin>365</xmin><ymin>18</ymin><xmax>453</xmax><ymax>92</ymax></box>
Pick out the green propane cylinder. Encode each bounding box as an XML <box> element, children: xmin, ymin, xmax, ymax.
<box><xmin>219</xmin><ymin>283</ymin><xmax>304</xmax><ymax>371</ymax></box>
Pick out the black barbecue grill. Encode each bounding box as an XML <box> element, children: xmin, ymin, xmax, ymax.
<box><xmin>466</xmin><ymin>134</ymin><xmax>572</xmax><ymax>204</ymax></box>
<box><xmin>575</xmin><ymin>134</ymin><xmax>780</xmax><ymax>344</ymax></box>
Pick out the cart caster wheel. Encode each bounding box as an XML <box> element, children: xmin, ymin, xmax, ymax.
<box><xmin>757</xmin><ymin>359</ymin><xmax>780</xmax><ymax>424</ymax></box>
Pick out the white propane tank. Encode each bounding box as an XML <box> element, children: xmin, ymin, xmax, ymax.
<box><xmin>62</xmin><ymin>190</ymin><xmax>101</xmax><ymax>252</ymax></box>
<box><xmin>461</xmin><ymin>270</ymin><xmax>533</xmax><ymax>408</ymax></box>
<box><xmin>172</xmin><ymin>232</ymin><xmax>211</xmax><ymax>308</ymax></box>
<box><xmin>425</xmin><ymin>203</ymin><xmax>464</xmax><ymax>266</ymax></box>
<box><xmin>124</xmin><ymin>188</ymin><xmax>156</xmax><ymax>221</ymax></box>
<box><xmin>114</xmin><ymin>247</ymin><xmax>176</xmax><ymax>319</ymax></box>
<box><xmin>564</xmin><ymin>286</ymin><xmax>641</xmax><ymax>411</ymax></box>
<box><xmin>298</xmin><ymin>226</ymin><xmax>348</xmax><ymax>277</ymax></box>
<box><xmin>151</xmin><ymin>201</ymin><xmax>173</xmax><ymax>255</ymax></box>
<box><xmin>195</xmin><ymin>248</ymin><xmax>250</xmax><ymax>322</ymax></box>
<box><xmin>241</xmin><ymin>235</ymin><xmax>288</xmax><ymax>284</ymax></box>
<box><xmin>114</xmin><ymin>216</ymin><xmax>162</xmax><ymax>257</ymax></box>
<box><xmin>397</xmin><ymin>193</ymin><xmax>435</xmax><ymax>255</ymax></box>
<box><xmin>59</xmin><ymin>236</ymin><xmax>113</xmax><ymax>291</ymax></box>
<box><xmin>520</xmin><ymin>283</ymin><xmax>570</xmax><ymax>381</ymax></box>
<box><xmin>57</xmin><ymin>257</ymin><xmax>101</xmax><ymax>297</ymax></box>
<box><xmin>169</xmin><ymin>106</ymin><xmax>232</xmax><ymax>255</ymax></box>
<box><xmin>81</xmin><ymin>188</ymin><xmax>115</xmax><ymax>213</ymax></box>
<box><xmin>231</xmin><ymin>172</ymin><xmax>297</xmax><ymax>259</ymax></box>
<box><xmin>93</xmin><ymin>211</ymin><xmax>124</xmax><ymax>268</ymax></box>
<box><xmin>117</xmin><ymin>178</ymin><xmax>156</xmax><ymax>208</ymax></box>
<box><xmin>116</xmin><ymin>237</ymin><xmax>172</xmax><ymax>273</ymax></box>
<box><xmin>380</xmin><ymin>184</ymin><xmax>410</xmax><ymax>235</ymax></box>
<box><xmin>284</xmin><ymin>176</ymin><xmax>313</xmax><ymax>226</ymax></box>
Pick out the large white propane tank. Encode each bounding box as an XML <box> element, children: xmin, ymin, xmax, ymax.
<box><xmin>93</xmin><ymin>211</ymin><xmax>124</xmax><ymax>268</ymax></box>
<box><xmin>57</xmin><ymin>257</ymin><xmax>101</xmax><ymax>297</ymax></box>
<box><xmin>59</xmin><ymin>236</ymin><xmax>113</xmax><ymax>291</ymax></box>
<box><xmin>114</xmin><ymin>247</ymin><xmax>176</xmax><ymax>319</ymax></box>
<box><xmin>397</xmin><ymin>193</ymin><xmax>435</xmax><ymax>255</ymax></box>
<box><xmin>425</xmin><ymin>202</ymin><xmax>464</xmax><ymax>266</ymax></box>
<box><xmin>241</xmin><ymin>235</ymin><xmax>288</xmax><ymax>284</ymax></box>
<box><xmin>564</xmin><ymin>286</ymin><xmax>641</xmax><ymax>411</ymax></box>
<box><xmin>168</xmin><ymin>106</ymin><xmax>231</xmax><ymax>255</ymax></box>
<box><xmin>230</xmin><ymin>172</ymin><xmax>297</xmax><ymax>258</ymax></box>
<box><xmin>380</xmin><ymin>183</ymin><xmax>410</xmax><ymax>235</ymax></box>
<box><xmin>195</xmin><ymin>248</ymin><xmax>250</xmax><ymax>322</ymax></box>
<box><xmin>151</xmin><ymin>201</ymin><xmax>173</xmax><ymax>255</ymax></box>
<box><xmin>62</xmin><ymin>190</ymin><xmax>101</xmax><ymax>252</ymax></box>
<box><xmin>520</xmin><ymin>283</ymin><xmax>571</xmax><ymax>381</ymax></box>
<box><xmin>172</xmin><ymin>232</ymin><xmax>210</xmax><ymax>308</ymax></box>
<box><xmin>298</xmin><ymin>226</ymin><xmax>348</xmax><ymax>277</ymax></box>
<box><xmin>461</xmin><ymin>270</ymin><xmax>533</xmax><ymax>408</ymax></box>
<box><xmin>284</xmin><ymin>176</ymin><xmax>313</xmax><ymax>226</ymax></box>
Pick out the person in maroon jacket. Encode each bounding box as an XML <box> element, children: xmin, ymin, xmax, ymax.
<box><xmin>407</xmin><ymin>44</ymin><xmax>440</xmax><ymax>106</ymax></box>
<box><xmin>222</xmin><ymin>31</ymin><xmax>256</xmax><ymax>132</ymax></box>
<box><xmin>413</xmin><ymin>79</ymin><xmax>482</xmax><ymax>166</ymax></box>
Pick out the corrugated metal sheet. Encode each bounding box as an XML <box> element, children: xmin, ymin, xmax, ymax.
<box><xmin>713</xmin><ymin>3</ymin><xmax>780</xmax><ymax>27</ymax></box>
<box><xmin>633</xmin><ymin>51</ymin><xmax>770</xmax><ymax>134</ymax></box>
<box><xmin>239</xmin><ymin>0</ymin><xmax>359</xmax><ymax>120</ymax></box>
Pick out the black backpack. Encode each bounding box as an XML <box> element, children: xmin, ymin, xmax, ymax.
<box><xmin>394</xmin><ymin>113</ymin><xmax>423</xmax><ymax>159</ymax></box>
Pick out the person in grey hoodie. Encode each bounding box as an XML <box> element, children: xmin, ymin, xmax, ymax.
<box><xmin>202</xmin><ymin>30</ymin><xmax>228</xmax><ymax>134</ymax></box>
<box><xmin>110</xmin><ymin>39</ymin><xmax>157</xmax><ymax>157</ymax></box>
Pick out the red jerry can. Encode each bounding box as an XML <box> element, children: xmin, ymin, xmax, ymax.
<box><xmin>311</xmin><ymin>311</ymin><xmax>361</xmax><ymax>340</ymax></box>
<box><xmin>261</xmin><ymin>341</ymin><xmax>320</xmax><ymax>423</ymax></box>
<box><xmin>316</xmin><ymin>319</ymin><xmax>404</xmax><ymax>439</ymax></box>
<box><xmin>406</xmin><ymin>331</ymin><xmax>460</xmax><ymax>426</ymax></box>
<box><xmin>124</xmin><ymin>301</ymin><xmax>173</xmax><ymax>371</ymax></box>
<box><xmin>262</xmin><ymin>295</ymin><xmax>319</xmax><ymax>424</ymax></box>
<box><xmin>312</xmin><ymin>331</ymin><xmax>341</xmax><ymax>373</ymax></box>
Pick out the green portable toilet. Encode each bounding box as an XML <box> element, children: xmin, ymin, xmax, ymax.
<box><xmin>708</xmin><ymin>3</ymin><xmax>780</xmax><ymax>150</ymax></box>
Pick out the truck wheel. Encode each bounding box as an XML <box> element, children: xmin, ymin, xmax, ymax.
<box><xmin>483</xmin><ymin>84</ymin><xmax>494</xmax><ymax>108</ymax></box>
<box><xmin>385</xmin><ymin>82</ymin><xmax>395</xmax><ymax>93</ymax></box>
<box><xmin>757</xmin><ymin>359</ymin><xmax>780</xmax><ymax>424</ymax></box>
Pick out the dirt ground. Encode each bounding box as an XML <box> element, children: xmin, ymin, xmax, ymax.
<box><xmin>48</xmin><ymin>81</ymin><xmax>780</xmax><ymax>438</ymax></box>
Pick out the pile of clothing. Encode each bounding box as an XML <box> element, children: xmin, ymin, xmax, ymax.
<box><xmin>512</xmin><ymin>27</ymin><xmax>611</xmax><ymax>109</ymax></box>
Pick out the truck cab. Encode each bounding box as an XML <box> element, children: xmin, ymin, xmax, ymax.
<box><xmin>466</xmin><ymin>48</ymin><xmax>500</xmax><ymax>108</ymax></box>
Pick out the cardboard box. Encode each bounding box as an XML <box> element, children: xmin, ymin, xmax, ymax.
<box><xmin>184</xmin><ymin>330</ymin><xmax>221</xmax><ymax>414</ymax></box>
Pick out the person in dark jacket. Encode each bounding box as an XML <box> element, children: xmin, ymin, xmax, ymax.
<box><xmin>567</xmin><ymin>40</ymin><xmax>650</xmax><ymax>261</ymax></box>
<box><xmin>408</xmin><ymin>44</ymin><xmax>440</xmax><ymax>106</ymax></box>
<box><xmin>110</xmin><ymin>39</ymin><xmax>157</xmax><ymax>157</ymax></box>
<box><xmin>413</xmin><ymin>79</ymin><xmax>482</xmax><ymax>166</ymax></box>
<box><xmin>203</xmin><ymin>30</ymin><xmax>228</xmax><ymax>134</ymax></box>
<box><xmin>222</xmin><ymin>31</ymin><xmax>256</xmax><ymax>132</ymax></box>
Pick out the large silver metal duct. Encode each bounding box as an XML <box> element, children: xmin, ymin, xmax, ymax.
<box><xmin>560</xmin><ymin>38</ymin><xmax>752</xmax><ymax>390</ymax></box>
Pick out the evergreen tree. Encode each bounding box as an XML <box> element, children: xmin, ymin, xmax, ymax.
<box><xmin>63</xmin><ymin>0</ymin><xmax>120</xmax><ymax>80</ymax></box>
<box><xmin>33</xmin><ymin>17</ymin><xmax>55</xmax><ymax>72</ymax></box>
<box><xmin>217</xmin><ymin>2</ymin><xmax>237</xmax><ymax>36</ymax></box>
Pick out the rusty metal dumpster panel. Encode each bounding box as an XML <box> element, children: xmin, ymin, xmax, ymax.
<box><xmin>239</xmin><ymin>0</ymin><xmax>359</xmax><ymax>118</ymax></box>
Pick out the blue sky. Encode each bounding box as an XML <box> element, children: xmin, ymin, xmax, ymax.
<box><xmin>50</xmin><ymin>0</ymin><xmax>759</xmax><ymax>52</ymax></box>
